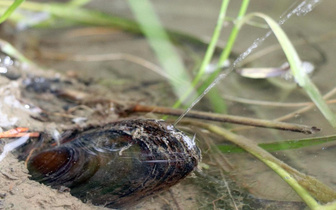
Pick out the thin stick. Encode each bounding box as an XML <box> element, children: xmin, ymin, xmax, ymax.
<box><xmin>131</xmin><ymin>104</ymin><xmax>319</xmax><ymax>134</ymax></box>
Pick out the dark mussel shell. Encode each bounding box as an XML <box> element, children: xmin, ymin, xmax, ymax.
<box><xmin>27</xmin><ymin>119</ymin><xmax>201</xmax><ymax>208</ymax></box>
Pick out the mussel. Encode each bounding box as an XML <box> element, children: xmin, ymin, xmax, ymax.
<box><xmin>27</xmin><ymin>119</ymin><xmax>201</xmax><ymax>208</ymax></box>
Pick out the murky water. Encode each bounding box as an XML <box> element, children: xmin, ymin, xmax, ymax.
<box><xmin>0</xmin><ymin>0</ymin><xmax>336</xmax><ymax>209</ymax></box>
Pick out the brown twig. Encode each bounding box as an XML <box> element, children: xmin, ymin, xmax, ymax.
<box><xmin>130</xmin><ymin>104</ymin><xmax>319</xmax><ymax>134</ymax></box>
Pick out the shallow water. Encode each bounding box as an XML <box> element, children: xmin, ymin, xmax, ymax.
<box><xmin>0</xmin><ymin>0</ymin><xmax>336</xmax><ymax>209</ymax></box>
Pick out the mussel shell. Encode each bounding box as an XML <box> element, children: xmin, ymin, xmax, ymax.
<box><xmin>27</xmin><ymin>119</ymin><xmax>201</xmax><ymax>208</ymax></box>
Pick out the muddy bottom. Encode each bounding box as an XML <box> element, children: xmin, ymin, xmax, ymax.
<box><xmin>1</xmin><ymin>0</ymin><xmax>336</xmax><ymax>209</ymax></box>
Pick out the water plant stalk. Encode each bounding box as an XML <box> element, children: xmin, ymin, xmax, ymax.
<box><xmin>172</xmin><ymin>0</ymin><xmax>231</xmax><ymax>110</ymax></box>
<box><xmin>173</xmin><ymin>0</ymin><xmax>250</xmax><ymax>113</ymax></box>
<box><xmin>191</xmin><ymin>0</ymin><xmax>231</xmax><ymax>87</ymax></box>
<box><xmin>0</xmin><ymin>0</ymin><xmax>24</xmax><ymax>24</ymax></box>
<box><xmin>199</xmin><ymin>0</ymin><xmax>250</xmax><ymax>93</ymax></box>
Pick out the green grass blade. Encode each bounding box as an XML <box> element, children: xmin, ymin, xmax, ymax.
<box><xmin>177</xmin><ymin>0</ymin><xmax>250</xmax><ymax>113</ymax></box>
<box><xmin>197</xmin><ymin>0</ymin><xmax>250</xmax><ymax>94</ymax></box>
<box><xmin>217</xmin><ymin>0</ymin><xmax>250</xmax><ymax>69</ymax></box>
<box><xmin>0</xmin><ymin>0</ymin><xmax>24</xmax><ymax>24</ymax></box>
<box><xmin>191</xmin><ymin>0</ymin><xmax>231</xmax><ymax>87</ymax></box>
<box><xmin>172</xmin><ymin>0</ymin><xmax>231</xmax><ymax>111</ymax></box>
<box><xmin>218</xmin><ymin>135</ymin><xmax>336</xmax><ymax>153</ymax></box>
<box><xmin>242</xmin><ymin>13</ymin><xmax>336</xmax><ymax>127</ymax></box>
<box><xmin>173</xmin><ymin>0</ymin><xmax>250</xmax><ymax>112</ymax></box>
